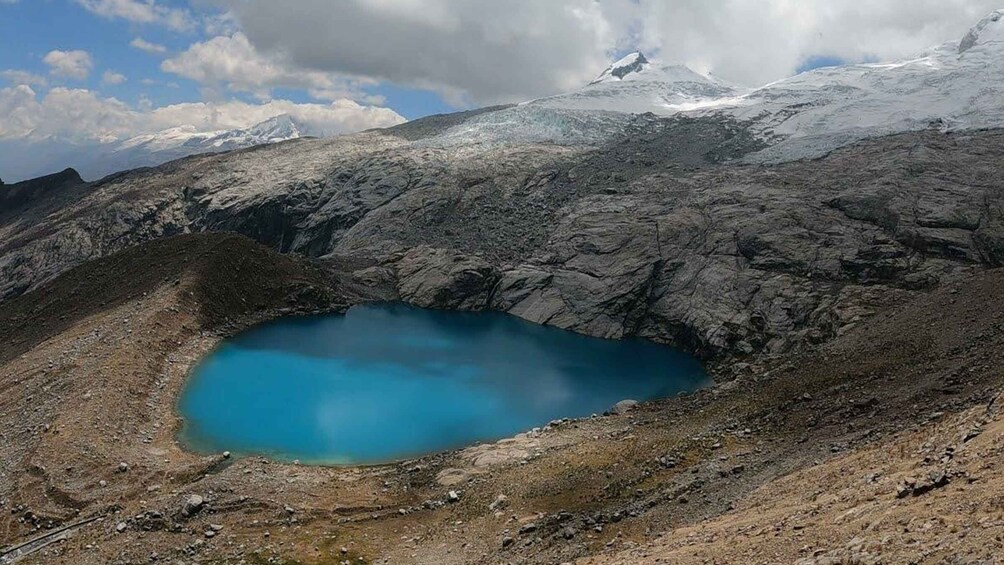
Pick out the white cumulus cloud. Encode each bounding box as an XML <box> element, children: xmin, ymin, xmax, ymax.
<box><xmin>2</xmin><ymin>69</ymin><xmax>48</xmax><ymax>87</ymax></box>
<box><xmin>74</xmin><ymin>0</ymin><xmax>195</xmax><ymax>32</ymax></box>
<box><xmin>43</xmin><ymin>50</ymin><xmax>94</xmax><ymax>80</ymax></box>
<box><xmin>102</xmin><ymin>71</ymin><xmax>128</xmax><ymax>85</ymax></box>
<box><xmin>148</xmin><ymin>98</ymin><xmax>405</xmax><ymax>136</ymax></box>
<box><xmin>161</xmin><ymin>32</ymin><xmax>379</xmax><ymax>101</ymax></box>
<box><xmin>0</xmin><ymin>86</ymin><xmax>134</xmax><ymax>141</ymax></box>
<box><xmin>215</xmin><ymin>0</ymin><xmax>630</xmax><ymax>105</ymax></box>
<box><xmin>130</xmin><ymin>37</ymin><xmax>168</xmax><ymax>55</ymax></box>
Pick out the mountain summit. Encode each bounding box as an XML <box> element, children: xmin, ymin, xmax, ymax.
<box><xmin>590</xmin><ymin>52</ymin><xmax>651</xmax><ymax>84</ymax></box>
<box><xmin>959</xmin><ymin>9</ymin><xmax>1004</xmax><ymax>53</ymax></box>
<box><xmin>530</xmin><ymin>52</ymin><xmax>737</xmax><ymax>115</ymax></box>
<box><xmin>588</xmin><ymin>52</ymin><xmax>726</xmax><ymax>88</ymax></box>
<box><xmin>197</xmin><ymin>114</ymin><xmax>314</xmax><ymax>151</ymax></box>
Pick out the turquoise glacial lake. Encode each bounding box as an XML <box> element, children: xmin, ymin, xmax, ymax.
<box><xmin>178</xmin><ymin>303</ymin><xmax>708</xmax><ymax>464</ymax></box>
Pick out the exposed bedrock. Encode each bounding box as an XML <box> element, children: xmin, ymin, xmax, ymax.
<box><xmin>2</xmin><ymin>122</ymin><xmax>1003</xmax><ymax>359</ymax></box>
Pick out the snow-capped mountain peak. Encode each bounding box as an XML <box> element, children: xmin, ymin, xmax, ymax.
<box><xmin>202</xmin><ymin>114</ymin><xmax>314</xmax><ymax>149</ymax></box>
<box><xmin>590</xmin><ymin>52</ymin><xmax>651</xmax><ymax>84</ymax></box>
<box><xmin>588</xmin><ymin>52</ymin><xmax>724</xmax><ymax>88</ymax></box>
<box><xmin>528</xmin><ymin>52</ymin><xmax>737</xmax><ymax>115</ymax></box>
<box><xmin>959</xmin><ymin>9</ymin><xmax>1004</xmax><ymax>53</ymax></box>
<box><xmin>245</xmin><ymin>114</ymin><xmax>310</xmax><ymax>141</ymax></box>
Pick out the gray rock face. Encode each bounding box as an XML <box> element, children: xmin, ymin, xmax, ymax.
<box><xmin>2</xmin><ymin>113</ymin><xmax>1003</xmax><ymax>359</ymax></box>
<box><xmin>395</xmin><ymin>246</ymin><xmax>499</xmax><ymax>310</ymax></box>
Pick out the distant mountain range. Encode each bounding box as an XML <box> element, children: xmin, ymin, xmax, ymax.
<box><xmin>5</xmin><ymin>9</ymin><xmax>1004</xmax><ymax>181</ymax></box>
<box><xmin>0</xmin><ymin>114</ymin><xmax>316</xmax><ymax>183</ymax></box>
<box><xmin>96</xmin><ymin>113</ymin><xmax>318</xmax><ymax>177</ymax></box>
<box><xmin>115</xmin><ymin>114</ymin><xmax>313</xmax><ymax>157</ymax></box>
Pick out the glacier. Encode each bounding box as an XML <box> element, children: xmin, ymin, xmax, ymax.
<box><xmin>429</xmin><ymin>10</ymin><xmax>1004</xmax><ymax>162</ymax></box>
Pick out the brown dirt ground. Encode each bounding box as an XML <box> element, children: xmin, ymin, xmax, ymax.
<box><xmin>1</xmin><ymin>233</ymin><xmax>1003</xmax><ymax>564</ymax></box>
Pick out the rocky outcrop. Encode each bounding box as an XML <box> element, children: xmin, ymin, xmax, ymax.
<box><xmin>0</xmin><ymin>167</ymin><xmax>86</xmax><ymax>216</ymax></box>
<box><xmin>1</xmin><ymin>120</ymin><xmax>1003</xmax><ymax>359</ymax></box>
<box><xmin>395</xmin><ymin>246</ymin><xmax>499</xmax><ymax>309</ymax></box>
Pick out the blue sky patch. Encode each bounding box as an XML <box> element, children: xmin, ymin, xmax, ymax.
<box><xmin>0</xmin><ymin>0</ymin><xmax>458</xmax><ymax>117</ymax></box>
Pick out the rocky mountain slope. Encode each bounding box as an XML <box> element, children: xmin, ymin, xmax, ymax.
<box><xmin>2</xmin><ymin>122</ymin><xmax>1003</xmax><ymax>359</ymax></box>
<box><xmin>1</xmin><ymin>233</ymin><xmax>1002</xmax><ymax>565</ymax></box>
<box><xmin>3</xmin><ymin>11</ymin><xmax>1004</xmax><ymax>362</ymax></box>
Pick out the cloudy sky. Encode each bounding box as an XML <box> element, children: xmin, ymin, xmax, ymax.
<box><xmin>1</xmin><ymin>0</ymin><xmax>1001</xmax><ymax>166</ymax></box>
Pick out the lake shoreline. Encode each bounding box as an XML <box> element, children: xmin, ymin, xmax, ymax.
<box><xmin>4</xmin><ymin>234</ymin><xmax>1004</xmax><ymax>564</ymax></box>
<box><xmin>177</xmin><ymin>303</ymin><xmax>708</xmax><ymax>465</ymax></box>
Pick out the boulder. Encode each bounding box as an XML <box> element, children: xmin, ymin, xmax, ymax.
<box><xmin>612</xmin><ymin>399</ymin><xmax>639</xmax><ymax>415</ymax></box>
<box><xmin>181</xmin><ymin>494</ymin><xmax>204</xmax><ymax>517</ymax></box>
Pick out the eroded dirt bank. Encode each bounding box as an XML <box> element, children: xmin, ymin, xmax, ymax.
<box><xmin>1</xmin><ymin>233</ymin><xmax>1003</xmax><ymax>564</ymax></box>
